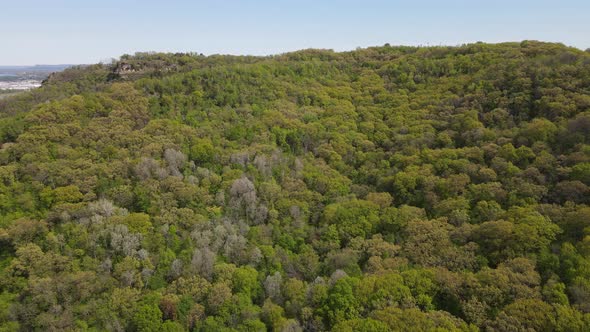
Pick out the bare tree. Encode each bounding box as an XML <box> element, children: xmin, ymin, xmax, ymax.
<box><xmin>88</xmin><ymin>198</ymin><xmax>118</xmax><ymax>218</ymax></box>
<box><xmin>135</xmin><ymin>157</ymin><xmax>168</xmax><ymax>180</ymax></box>
<box><xmin>164</xmin><ymin>148</ymin><xmax>187</xmax><ymax>177</ymax></box>
<box><xmin>169</xmin><ymin>259</ymin><xmax>184</xmax><ymax>280</ymax></box>
<box><xmin>329</xmin><ymin>270</ymin><xmax>348</xmax><ymax>286</ymax></box>
<box><xmin>109</xmin><ymin>224</ymin><xmax>141</xmax><ymax>256</ymax></box>
<box><xmin>191</xmin><ymin>247</ymin><xmax>216</xmax><ymax>280</ymax></box>
<box><xmin>264</xmin><ymin>272</ymin><xmax>283</xmax><ymax>303</ymax></box>
<box><xmin>229</xmin><ymin>177</ymin><xmax>259</xmax><ymax>223</ymax></box>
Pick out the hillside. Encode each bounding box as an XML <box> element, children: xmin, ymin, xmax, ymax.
<box><xmin>1</xmin><ymin>41</ymin><xmax>590</xmax><ymax>331</ymax></box>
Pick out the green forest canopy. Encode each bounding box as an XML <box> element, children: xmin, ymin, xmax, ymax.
<box><xmin>1</xmin><ymin>41</ymin><xmax>590</xmax><ymax>331</ymax></box>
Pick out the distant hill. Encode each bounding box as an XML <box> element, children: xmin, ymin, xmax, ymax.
<box><xmin>0</xmin><ymin>64</ymin><xmax>72</xmax><ymax>69</ymax></box>
<box><xmin>0</xmin><ymin>64</ymin><xmax>74</xmax><ymax>90</ymax></box>
<box><xmin>0</xmin><ymin>64</ymin><xmax>73</xmax><ymax>77</ymax></box>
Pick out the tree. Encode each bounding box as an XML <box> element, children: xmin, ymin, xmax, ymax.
<box><xmin>332</xmin><ymin>318</ymin><xmax>390</xmax><ymax>332</ymax></box>
<box><xmin>133</xmin><ymin>304</ymin><xmax>163</xmax><ymax>332</ymax></box>
<box><xmin>322</xmin><ymin>200</ymin><xmax>380</xmax><ymax>244</ymax></box>
<box><xmin>321</xmin><ymin>277</ymin><xmax>360</xmax><ymax>327</ymax></box>
<box><xmin>264</xmin><ymin>272</ymin><xmax>283</xmax><ymax>303</ymax></box>
<box><xmin>191</xmin><ymin>247</ymin><xmax>216</xmax><ymax>280</ymax></box>
<box><xmin>354</xmin><ymin>273</ymin><xmax>412</xmax><ymax>313</ymax></box>
<box><xmin>473</xmin><ymin>207</ymin><xmax>561</xmax><ymax>263</ymax></box>
<box><xmin>53</xmin><ymin>185</ymin><xmax>84</xmax><ymax>204</ymax></box>
<box><xmin>403</xmin><ymin>218</ymin><xmax>477</xmax><ymax>271</ymax></box>
<box><xmin>369</xmin><ymin>307</ymin><xmax>472</xmax><ymax>331</ymax></box>
<box><xmin>487</xmin><ymin>299</ymin><xmax>556</xmax><ymax>332</ymax></box>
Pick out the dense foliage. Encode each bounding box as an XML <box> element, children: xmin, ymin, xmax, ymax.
<box><xmin>1</xmin><ymin>41</ymin><xmax>590</xmax><ymax>331</ymax></box>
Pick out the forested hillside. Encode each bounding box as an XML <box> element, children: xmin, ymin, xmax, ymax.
<box><xmin>1</xmin><ymin>41</ymin><xmax>590</xmax><ymax>331</ymax></box>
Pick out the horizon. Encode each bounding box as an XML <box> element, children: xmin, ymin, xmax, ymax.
<box><xmin>2</xmin><ymin>40</ymin><xmax>588</xmax><ymax>67</ymax></box>
<box><xmin>0</xmin><ymin>64</ymin><xmax>76</xmax><ymax>68</ymax></box>
<box><xmin>2</xmin><ymin>0</ymin><xmax>589</xmax><ymax>66</ymax></box>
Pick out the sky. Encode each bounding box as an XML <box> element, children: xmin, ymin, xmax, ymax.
<box><xmin>1</xmin><ymin>0</ymin><xmax>589</xmax><ymax>65</ymax></box>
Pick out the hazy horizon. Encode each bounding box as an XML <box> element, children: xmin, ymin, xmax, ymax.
<box><xmin>2</xmin><ymin>0</ymin><xmax>589</xmax><ymax>66</ymax></box>
<box><xmin>1</xmin><ymin>40</ymin><xmax>588</xmax><ymax>67</ymax></box>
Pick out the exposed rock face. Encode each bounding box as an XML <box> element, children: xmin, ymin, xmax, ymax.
<box><xmin>114</xmin><ymin>62</ymin><xmax>138</xmax><ymax>78</ymax></box>
<box><xmin>111</xmin><ymin>58</ymin><xmax>182</xmax><ymax>80</ymax></box>
<box><xmin>118</xmin><ymin>63</ymin><xmax>135</xmax><ymax>72</ymax></box>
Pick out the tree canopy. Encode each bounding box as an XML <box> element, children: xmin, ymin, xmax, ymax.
<box><xmin>1</xmin><ymin>41</ymin><xmax>590</xmax><ymax>331</ymax></box>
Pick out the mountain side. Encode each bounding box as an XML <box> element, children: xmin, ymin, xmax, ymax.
<box><xmin>1</xmin><ymin>41</ymin><xmax>590</xmax><ymax>331</ymax></box>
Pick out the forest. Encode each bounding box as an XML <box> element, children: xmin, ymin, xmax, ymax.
<box><xmin>1</xmin><ymin>41</ymin><xmax>590</xmax><ymax>331</ymax></box>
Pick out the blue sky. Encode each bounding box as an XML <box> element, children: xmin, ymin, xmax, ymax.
<box><xmin>2</xmin><ymin>0</ymin><xmax>589</xmax><ymax>65</ymax></box>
